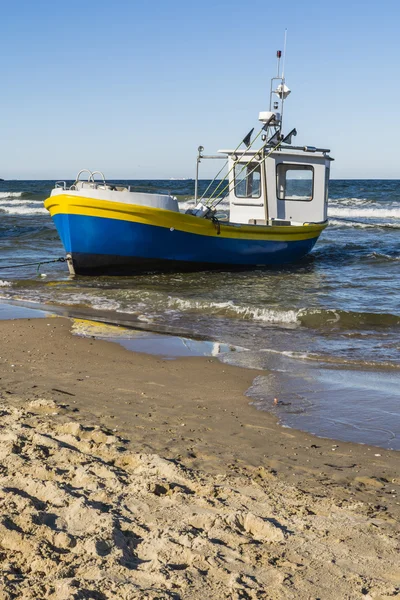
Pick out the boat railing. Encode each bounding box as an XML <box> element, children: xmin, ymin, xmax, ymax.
<box><xmin>67</xmin><ymin>169</ymin><xmax>106</xmax><ymax>191</ymax></box>
<box><xmin>54</xmin><ymin>171</ymin><xmax>175</xmax><ymax>197</ymax></box>
<box><xmin>90</xmin><ymin>171</ymin><xmax>106</xmax><ymax>184</ymax></box>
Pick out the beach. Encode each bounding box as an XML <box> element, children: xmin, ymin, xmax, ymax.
<box><xmin>1</xmin><ymin>0</ymin><xmax>399</xmax><ymax>596</ymax></box>
<box><xmin>0</xmin><ymin>316</ymin><xmax>398</xmax><ymax>599</ymax></box>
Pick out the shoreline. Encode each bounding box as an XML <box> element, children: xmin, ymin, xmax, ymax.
<box><xmin>1</xmin><ymin>299</ymin><xmax>399</xmax><ymax>450</ymax></box>
<box><xmin>0</xmin><ymin>314</ymin><xmax>398</xmax><ymax>501</ymax></box>
<box><xmin>0</xmin><ymin>305</ymin><xmax>398</xmax><ymax>463</ymax></box>
<box><xmin>0</xmin><ymin>313</ymin><xmax>398</xmax><ymax>598</ymax></box>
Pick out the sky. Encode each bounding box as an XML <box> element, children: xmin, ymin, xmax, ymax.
<box><xmin>0</xmin><ymin>0</ymin><xmax>399</xmax><ymax>179</ymax></box>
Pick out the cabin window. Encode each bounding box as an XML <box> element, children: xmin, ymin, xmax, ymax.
<box><xmin>234</xmin><ymin>163</ymin><xmax>261</xmax><ymax>198</ymax></box>
<box><xmin>276</xmin><ymin>164</ymin><xmax>314</xmax><ymax>201</ymax></box>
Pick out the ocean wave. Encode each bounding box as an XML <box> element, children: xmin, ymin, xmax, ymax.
<box><xmin>167</xmin><ymin>297</ymin><xmax>299</xmax><ymax>323</ymax></box>
<box><xmin>0</xmin><ymin>192</ymin><xmax>25</xmax><ymax>199</ymax></box>
<box><xmin>314</xmin><ymin>244</ymin><xmax>400</xmax><ymax>264</ymax></box>
<box><xmin>329</xmin><ymin>196</ymin><xmax>400</xmax><ymax>207</ymax></box>
<box><xmin>328</xmin><ymin>206</ymin><xmax>400</xmax><ymax>219</ymax></box>
<box><xmin>328</xmin><ymin>218</ymin><xmax>400</xmax><ymax>229</ymax></box>
<box><xmin>0</xmin><ymin>206</ymin><xmax>47</xmax><ymax>215</ymax></box>
<box><xmin>298</xmin><ymin>308</ymin><xmax>400</xmax><ymax>329</ymax></box>
<box><xmin>328</xmin><ymin>219</ymin><xmax>373</xmax><ymax>229</ymax></box>
<box><xmin>0</xmin><ymin>280</ymin><xmax>12</xmax><ymax>287</ymax></box>
<box><xmin>0</xmin><ymin>199</ymin><xmax>43</xmax><ymax>206</ymax></box>
<box><xmin>167</xmin><ymin>299</ymin><xmax>400</xmax><ymax>330</ymax></box>
<box><xmin>329</xmin><ymin>197</ymin><xmax>372</xmax><ymax>205</ymax></box>
<box><xmin>260</xmin><ymin>347</ymin><xmax>400</xmax><ymax>370</ymax></box>
<box><xmin>367</xmin><ymin>252</ymin><xmax>400</xmax><ymax>262</ymax></box>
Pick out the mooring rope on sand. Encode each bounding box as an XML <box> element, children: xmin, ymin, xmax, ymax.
<box><xmin>0</xmin><ymin>256</ymin><xmax>66</xmax><ymax>274</ymax></box>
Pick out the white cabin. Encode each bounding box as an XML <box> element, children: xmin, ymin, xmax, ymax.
<box><xmin>219</xmin><ymin>147</ymin><xmax>332</xmax><ymax>226</ymax></box>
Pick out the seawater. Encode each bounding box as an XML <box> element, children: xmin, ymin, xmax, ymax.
<box><xmin>0</xmin><ymin>179</ymin><xmax>399</xmax><ymax>449</ymax></box>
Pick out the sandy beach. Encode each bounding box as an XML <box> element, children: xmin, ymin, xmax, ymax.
<box><xmin>0</xmin><ymin>316</ymin><xmax>398</xmax><ymax>599</ymax></box>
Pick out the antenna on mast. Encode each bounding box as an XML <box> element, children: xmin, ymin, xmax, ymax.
<box><xmin>282</xmin><ymin>28</ymin><xmax>287</xmax><ymax>79</ymax></box>
<box><xmin>261</xmin><ymin>30</ymin><xmax>291</xmax><ymax>142</ymax></box>
<box><xmin>276</xmin><ymin>49</ymin><xmax>282</xmax><ymax>78</ymax></box>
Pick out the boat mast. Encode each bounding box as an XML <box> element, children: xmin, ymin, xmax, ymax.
<box><xmin>280</xmin><ymin>29</ymin><xmax>288</xmax><ymax>133</ymax></box>
<box><xmin>267</xmin><ymin>30</ymin><xmax>291</xmax><ymax>141</ymax></box>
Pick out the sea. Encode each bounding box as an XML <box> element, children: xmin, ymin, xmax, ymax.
<box><xmin>0</xmin><ymin>179</ymin><xmax>399</xmax><ymax>450</ymax></box>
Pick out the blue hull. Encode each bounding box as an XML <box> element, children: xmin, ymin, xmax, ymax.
<box><xmin>53</xmin><ymin>213</ymin><xmax>319</xmax><ymax>274</ymax></box>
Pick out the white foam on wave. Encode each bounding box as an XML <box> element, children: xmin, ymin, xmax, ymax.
<box><xmin>260</xmin><ymin>347</ymin><xmax>311</xmax><ymax>360</ymax></box>
<box><xmin>0</xmin><ymin>206</ymin><xmax>47</xmax><ymax>215</ymax></box>
<box><xmin>0</xmin><ymin>280</ymin><xmax>12</xmax><ymax>287</ymax></box>
<box><xmin>328</xmin><ymin>218</ymin><xmax>372</xmax><ymax>229</ymax></box>
<box><xmin>0</xmin><ymin>192</ymin><xmax>24</xmax><ymax>199</ymax></box>
<box><xmin>167</xmin><ymin>297</ymin><xmax>299</xmax><ymax>324</ymax></box>
<box><xmin>51</xmin><ymin>293</ymin><xmax>122</xmax><ymax>312</ymax></box>
<box><xmin>0</xmin><ymin>199</ymin><xmax>42</xmax><ymax>206</ymax></box>
<box><xmin>368</xmin><ymin>252</ymin><xmax>400</xmax><ymax>262</ymax></box>
<box><xmin>328</xmin><ymin>206</ymin><xmax>400</xmax><ymax>219</ymax></box>
<box><xmin>329</xmin><ymin>197</ymin><xmax>381</xmax><ymax>207</ymax></box>
<box><xmin>331</xmin><ymin>196</ymin><xmax>400</xmax><ymax>207</ymax></box>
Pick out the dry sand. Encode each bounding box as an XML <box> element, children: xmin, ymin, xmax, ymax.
<box><xmin>0</xmin><ymin>317</ymin><xmax>398</xmax><ymax>599</ymax></box>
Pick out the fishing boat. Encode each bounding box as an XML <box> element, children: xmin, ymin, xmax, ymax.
<box><xmin>44</xmin><ymin>51</ymin><xmax>333</xmax><ymax>276</ymax></box>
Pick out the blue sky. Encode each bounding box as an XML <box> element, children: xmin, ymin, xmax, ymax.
<box><xmin>0</xmin><ymin>0</ymin><xmax>399</xmax><ymax>179</ymax></box>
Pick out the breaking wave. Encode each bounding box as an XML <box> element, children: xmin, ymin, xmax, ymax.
<box><xmin>367</xmin><ymin>252</ymin><xmax>400</xmax><ymax>262</ymax></box>
<box><xmin>0</xmin><ymin>192</ymin><xmax>25</xmax><ymax>199</ymax></box>
<box><xmin>0</xmin><ymin>205</ymin><xmax>47</xmax><ymax>215</ymax></box>
<box><xmin>328</xmin><ymin>206</ymin><xmax>400</xmax><ymax>219</ymax></box>
<box><xmin>167</xmin><ymin>298</ymin><xmax>299</xmax><ymax>324</ymax></box>
<box><xmin>165</xmin><ymin>299</ymin><xmax>400</xmax><ymax>330</ymax></box>
<box><xmin>328</xmin><ymin>218</ymin><xmax>400</xmax><ymax>229</ymax></box>
<box><xmin>0</xmin><ymin>199</ymin><xmax>43</xmax><ymax>206</ymax></box>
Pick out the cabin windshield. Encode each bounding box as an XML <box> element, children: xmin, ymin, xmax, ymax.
<box><xmin>276</xmin><ymin>164</ymin><xmax>314</xmax><ymax>201</ymax></box>
<box><xmin>234</xmin><ymin>163</ymin><xmax>261</xmax><ymax>198</ymax></box>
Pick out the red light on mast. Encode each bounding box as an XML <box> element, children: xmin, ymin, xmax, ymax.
<box><xmin>277</xmin><ymin>50</ymin><xmax>282</xmax><ymax>58</ymax></box>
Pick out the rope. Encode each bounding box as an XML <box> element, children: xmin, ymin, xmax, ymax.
<box><xmin>0</xmin><ymin>257</ymin><xmax>66</xmax><ymax>273</ymax></box>
<box><xmin>211</xmin><ymin>214</ymin><xmax>221</xmax><ymax>235</ymax></box>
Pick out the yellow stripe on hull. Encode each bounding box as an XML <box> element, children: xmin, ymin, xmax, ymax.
<box><xmin>44</xmin><ymin>194</ymin><xmax>327</xmax><ymax>242</ymax></box>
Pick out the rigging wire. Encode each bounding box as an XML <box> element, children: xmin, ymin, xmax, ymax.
<box><xmin>206</xmin><ymin>136</ymin><xmax>286</xmax><ymax>211</ymax></box>
<box><xmin>198</xmin><ymin>130</ymin><xmax>255</xmax><ymax>202</ymax></box>
<box><xmin>203</xmin><ymin>118</ymin><xmax>275</xmax><ymax>205</ymax></box>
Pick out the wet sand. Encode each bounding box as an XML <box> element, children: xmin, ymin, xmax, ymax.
<box><xmin>0</xmin><ymin>317</ymin><xmax>398</xmax><ymax>599</ymax></box>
